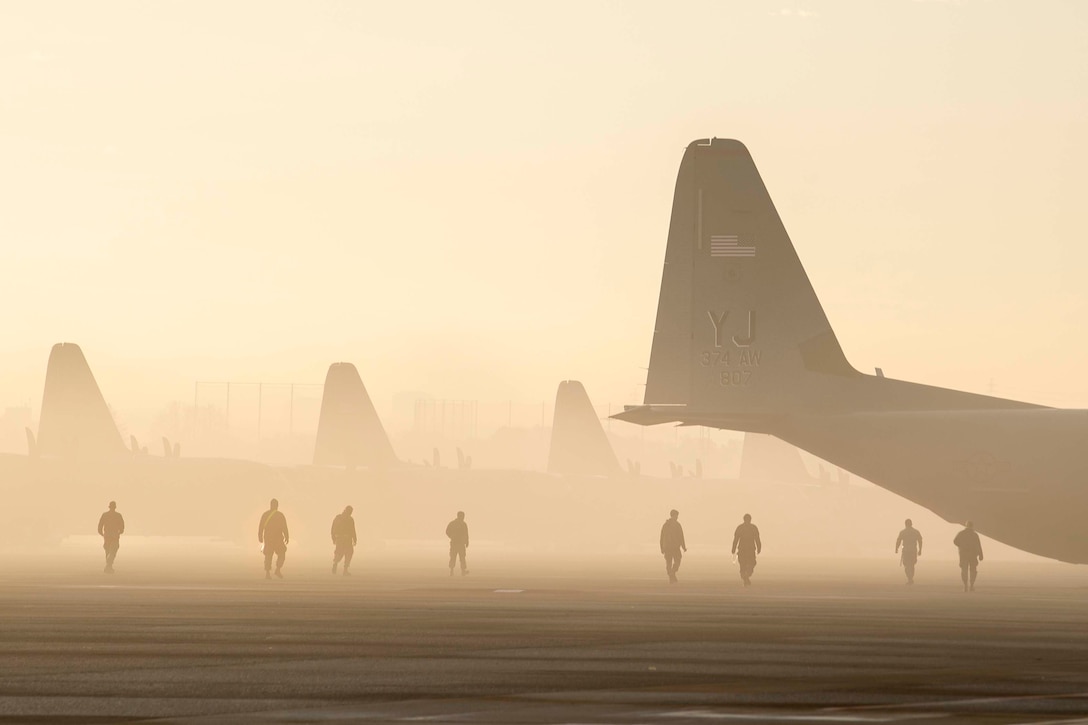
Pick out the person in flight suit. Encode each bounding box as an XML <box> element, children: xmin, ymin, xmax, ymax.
<box><xmin>731</xmin><ymin>513</ymin><xmax>762</xmax><ymax>586</ymax></box>
<box><xmin>258</xmin><ymin>498</ymin><xmax>289</xmax><ymax>579</ymax></box>
<box><xmin>660</xmin><ymin>509</ymin><xmax>687</xmax><ymax>584</ymax></box>
<box><xmin>97</xmin><ymin>501</ymin><xmax>125</xmax><ymax>574</ymax></box>
<box><xmin>953</xmin><ymin>520</ymin><xmax>984</xmax><ymax>592</ymax></box>
<box><xmin>446</xmin><ymin>511</ymin><xmax>469</xmax><ymax>576</ymax></box>
<box><xmin>895</xmin><ymin>518</ymin><xmax>923</xmax><ymax>585</ymax></box>
<box><xmin>331</xmin><ymin>505</ymin><xmax>357</xmax><ymax>576</ymax></box>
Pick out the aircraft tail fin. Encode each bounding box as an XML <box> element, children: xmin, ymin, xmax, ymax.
<box><xmin>627</xmin><ymin>138</ymin><xmax>1039</xmax><ymax>425</ymax></box>
<box><xmin>644</xmin><ymin>138</ymin><xmax>855</xmax><ymax>415</ymax></box>
<box><xmin>313</xmin><ymin>363</ymin><xmax>398</xmax><ymax>468</ymax></box>
<box><xmin>547</xmin><ymin>380</ymin><xmax>620</xmax><ymax>477</ymax></box>
<box><xmin>37</xmin><ymin>343</ymin><xmax>126</xmax><ymax>459</ymax></box>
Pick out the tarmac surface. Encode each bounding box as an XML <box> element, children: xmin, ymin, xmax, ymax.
<box><xmin>2</xmin><ymin>555</ymin><xmax>1088</xmax><ymax>724</ymax></box>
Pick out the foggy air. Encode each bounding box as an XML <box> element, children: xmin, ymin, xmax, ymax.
<box><xmin>3</xmin><ymin>2</ymin><xmax>1088</xmax><ymax>723</ymax></box>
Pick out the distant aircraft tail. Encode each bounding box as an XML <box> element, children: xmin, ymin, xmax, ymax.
<box><xmin>547</xmin><ymin>380</ymin><xmax>620</xmax><ymax>477</ymax></box>
<box><xmin>37</xmin><ymin>343</ymin><xmax>126</xmax><ymax>458</ymax></box>
<box><xmin>161</xmin><ymin>437</ymin><xmax>181</xmax><ymax>459</ymax></box>
<box><xmin>739</xmin><ymin>433</ymin><xmax>813</xmax><ymax>485</ymax></box>
<box><xmin>617</xmin><ymin>138</ymin><xmax>1038</xmax><ymax>431</ymax></box>
<box><xmin>456</xmin><ymin>446</ymin><xmax>472</xmax><ymax>470</ymax></box>
<box><xmin>313</xmin><ymin>363</ymin><xmax>398</xmax><ymax>468</ymax></box>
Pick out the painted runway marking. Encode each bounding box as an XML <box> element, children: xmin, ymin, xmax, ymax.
<box><xmin>55</xmin><ymin>584</ymin><xmax>260</xmax><ymax>592</ymax></box>
<box><xmin>659</xmin><ymin>710</ymin><xmax>937</xmax><ymax>722</ymax></box>
<box><xmin>826</xmin><ymin>690</ymin><xmax>1088</xmax><ymax>712</ymax></box>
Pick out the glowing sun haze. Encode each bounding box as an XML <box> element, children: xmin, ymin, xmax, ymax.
<box><xmin>2</xmin><ymin>0</ymin><xmax>1087</xmax><ymax>421</ymax></box>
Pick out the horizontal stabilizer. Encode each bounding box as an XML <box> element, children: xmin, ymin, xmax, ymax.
<box><xmin>612</xmin><ymin>404</ymin><xmax>780</xmax><ymax>434</ymax></box>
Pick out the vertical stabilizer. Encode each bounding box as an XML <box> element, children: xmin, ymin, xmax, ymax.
<box><xmin>739</xmin><ymin>433</ymin><xmax>813</xmax><ymax>485</ymax></box>
<box><xmin>37</xmin><ymin>343</ymin><xmax>125</xmax><ymax>458</ymax></box>
<box><xmin>313</xmin><ymin>363</ymin><xmax>397</xmax><ymax>467</ymax></box>
<box><xmin>547</xmin><ymin>380</ymin><xmax>620</xmax><ymax>477</ymax></box>
<box><xmin>615</xmin><ymin>137</ymin><xmax>1027</xmax><ymax>430</ymax></box>
<box><xmin>644</xmin><ymin>138</ymin><xmax>855</xmax><ymax>413</ymax></box>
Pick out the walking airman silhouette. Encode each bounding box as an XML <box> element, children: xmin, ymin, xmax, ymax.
<box><xmin>895</xmin><ymin>518</ymin><xmax>923</xmax><ymax>584</ymax></box>
<box><xmin>446</xmin><ymin>511</ymin><xmax>469</xmax><ymax>576</ymax></box>
<box><xmin>331</xmin><ymin>505</ymin><xmax>357</xmax><ymax>576</ymax></box>
<box><xmin>258</xmin><ymin>498</ymin><xmax>289</xmax><ymax>579</ymax></box>
<box><xmin>660</xmin><ymin>509</ymin><xmax>686</xmax><ymax>583</ymax></box>
<box><xmin>731</xmin><ymin>513</ymin><xmax>761</xmax><ymax>586</ymax></box>
<box><xmin>97</xmin><ymin>501</ymin><xmax>124</xmax><ymax>574</ymax></box>
<box><xmin>953</xmin><ymin>520</ymin><xmax>984</xmax><ymax>592</ymax></box>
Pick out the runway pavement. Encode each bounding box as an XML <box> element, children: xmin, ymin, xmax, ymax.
<box><xmin>1</xmin><ymin>555</ymin><xmax>1088</xmax><ymax>723</ymax></box>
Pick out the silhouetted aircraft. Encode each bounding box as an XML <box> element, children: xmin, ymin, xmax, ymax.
<box><xmin>0</xmin><ymin>335</ymin><xmax>868</xmax><ymax>554</ymax></box>
<box><xmin>615</xmin><ymin>138</ymin><xmax>1085</xmax><ymax>564</ymax></box>
<box><xmin>0</xmin><ymin>344</ymin><xmax>296</xmax><ymax>544</ymax></box>
<box><xmin>0</xmin><ymin>346</ymin><xmax>903</xmax><ymax>567</ymax></box>
<box><xmin>0</xmin><ymin>346</ymin><xmax>702</xmax><ymax>549</ymax></box>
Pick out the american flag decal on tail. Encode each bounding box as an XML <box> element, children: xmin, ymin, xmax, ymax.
<box><xmin>710</xmin><ymin>234</ymin><xmax>755</xmax><ymax>258</ymax></box>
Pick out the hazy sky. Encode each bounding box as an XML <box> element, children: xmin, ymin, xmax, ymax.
<box><xmin>3</xmin><ymin>0</ymin><xmax>1087</xmax><ymax>422</ymax></box>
